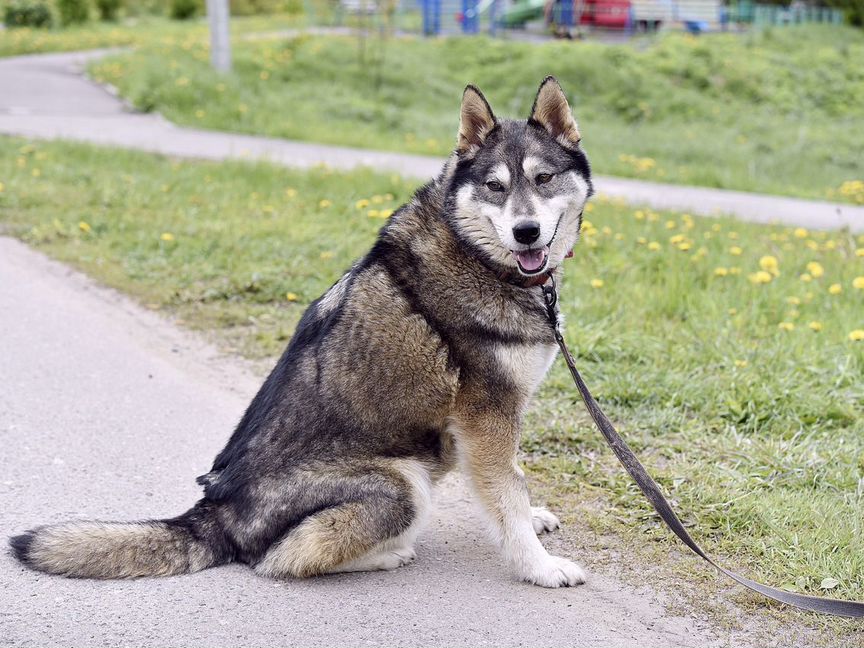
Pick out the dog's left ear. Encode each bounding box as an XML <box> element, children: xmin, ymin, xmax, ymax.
<box><xmin>529</xmin><ymin>76</ymin><xmax>581</xmax><ymax>148</ymax></box>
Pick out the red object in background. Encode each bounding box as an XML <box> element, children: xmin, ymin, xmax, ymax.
<box><xmin>579</xmin><ymin>0</ymin><xmax>631</xmax><ymax>29</ymax></box>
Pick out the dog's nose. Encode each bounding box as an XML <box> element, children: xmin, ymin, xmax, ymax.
<box><xmin>513</xmin><ymin>221</ymin><xmax>541</xmax><ymax>245</ymax></box>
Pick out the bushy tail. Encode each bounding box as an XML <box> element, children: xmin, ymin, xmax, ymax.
<box><xmin>9</xmin><ymin>500</ymin><xmax>232</xmax><ymax>579</ymax></box>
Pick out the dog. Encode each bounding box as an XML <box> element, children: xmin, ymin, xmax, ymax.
<box><xmin>10</xmin><ymin>76</ymin><xmax>593</xmax><ymax>588</ymax></box>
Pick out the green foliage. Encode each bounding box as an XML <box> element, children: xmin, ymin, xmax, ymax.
<box><xmin>827</xmin><ymin>0</ymin><xmax>864</xmax><ymax>26</ymax></box>
<box><xmin>1</xmin><ymin>136</ymin><xmax>862</xmax><ymax>608</ymax></box>
<box><xmin>95</xmin><ymin>0</ymin><xmax>123</xmax><ymax>21</ymax></box>
<box><xmin>230</xmin><ymin>0</ymin><xmax>286</xmax><ymax>15</ymax></box>
<box><xmin>57</xmin><ymin>0</ymin><xmax>91</xmax><ymax>25</ymax></box>
<box><xmin>92</xmin><ymin>25</ymin><xmax>864</xmax><ymax>202</ymax></box>
<box><xmin>169</xmin><ymin>0</ymin><xmax>201</xmax><ymax>20</ymax></box>
<box><xmin>3</xmin><ymin>0</ymin><xmax>53</xmax><ymax>28</ymax></box>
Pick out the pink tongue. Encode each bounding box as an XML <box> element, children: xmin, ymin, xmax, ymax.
<box><xmin>515</xmin><ymin>249</ymin><xmax>545</xmax><ymax>272</ymax></box>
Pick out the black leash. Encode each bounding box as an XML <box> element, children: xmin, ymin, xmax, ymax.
<box><xmin>540</xmin><ymin>274</ymin><xmax>864</xmax><ymax>618</ymax></box>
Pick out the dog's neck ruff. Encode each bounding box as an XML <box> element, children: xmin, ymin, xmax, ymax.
<box><xmin>499</xmin><ymin>269</ymin><xmax>553</xmax><ymax>289</ymax></box>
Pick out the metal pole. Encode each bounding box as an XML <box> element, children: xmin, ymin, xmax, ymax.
<box><xmin>207</xmin><ymin>0</ymin><xmax>231</xmax><ymax>73</ymax></box>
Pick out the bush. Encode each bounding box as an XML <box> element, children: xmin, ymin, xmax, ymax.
<box><xmin>827</xmin><ymin>0</ymin><xmax>864</xmax><ymax>26</ymax></box>
<box><xmin>230</xmin><ymin>0</ymin><xmax>284</xmax><ymax>15</ymax></box>
<box><xmin>56</xmin><ymin>0</ymin><xmax>90</xmax><ymax>25</ymax></box>
<box><xmin>3</xmin><ymin>0</ymin><xmax>53</xmax><ymax>27</ymax></box>
<box><xmin>170</xmin><ymin>0</ymin><xmax>201</xmax><ymax>19</ymax></box>
<box><xmin>95</xmin><ymin>0</ymin><xmax>123</xmax><ymax>21</ymax></box>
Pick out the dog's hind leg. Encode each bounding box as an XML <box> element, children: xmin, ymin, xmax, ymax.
<box><xmin>254</xmin><ymin>460</ymin><xmax>431</xmax><ymax>578</ymax></box>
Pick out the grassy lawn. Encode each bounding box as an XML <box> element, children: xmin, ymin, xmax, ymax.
<box><xmin>0</xmin><ymin>13</ymin><xmax>306</xmax><ymax>58</ymax></box>
<box><xmin>88</xmin><ymin>25</ymin><xmax>864</xmax><ymax>204</ymax></box>
<box><xmin>1</xmin><ymin>137</ymin><xmax>863</xmax><ymax>631</ymax></box>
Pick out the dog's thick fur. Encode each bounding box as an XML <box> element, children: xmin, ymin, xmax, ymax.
<box><xmin>10</xmin><ymin>77</ymin><xmax>593</xmax><ymax>588</ymax></box>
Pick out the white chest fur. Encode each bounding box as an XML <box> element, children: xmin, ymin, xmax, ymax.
<box><xmin>494</xmin><ymin>342</ymin><xmax>558</xmax><ymax>398</ymax></box>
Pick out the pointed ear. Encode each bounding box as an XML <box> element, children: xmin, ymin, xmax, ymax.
<box><xmin>529</xmin><ymin>76</ymin><xmax>581</xmax><ymax>148</ymax></box>
<box><xmin>457</xmin><ymin>85</ymin><xmax>497</xmax><ymax>154</ymax></box>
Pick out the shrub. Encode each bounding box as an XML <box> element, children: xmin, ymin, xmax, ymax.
<box><xmin>170</xmin><ymin>0</ymin><xmax>201</xmax><ymax>19</ymax></box>
<box><xmin>56</xmin><ymin>0</ymin><xmax>90</xmax><ymax>25</ymax></box>
<box><xmin>827</xmin><ymin>0</ymin><xmax>864</xmax><ymax>26</ymax></box>
<box><xmin>3</xmin><ymin>0</ymin><xmax>53</xmax><ymax>27</ymax></box>
<box><xmin>230</xmin><ymin>0</ymin><xmax>284</xmax><ymax>15</ymax></box>
<box><xmin>95</xmin><ymin>0</ymin><xmax>123</xmax><ymax>21</ymax></box>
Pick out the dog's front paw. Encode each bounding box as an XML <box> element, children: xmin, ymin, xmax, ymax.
<box><xmin>523</xmin><ymin>555</ymin><xmax>586</xmax><ymax>588</ymax></box>
<box><xmin>531</xmin><ymin>507</ymin><xmax>561</xmax><ymax>534</ymax></box>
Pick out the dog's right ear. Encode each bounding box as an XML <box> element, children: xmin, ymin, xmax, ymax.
<box><xmin>457</xmin><ymin>85</ymin><xmax>496</xmax><ymax>155</ymax></box>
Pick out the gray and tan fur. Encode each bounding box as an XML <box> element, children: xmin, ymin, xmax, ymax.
<box><xmin>10</xmin><ymin>77</ymin><xmax>593</xmax><ymax>588</ymax></box>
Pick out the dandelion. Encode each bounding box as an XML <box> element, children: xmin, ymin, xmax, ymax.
<box><xmin>728</xmin><ymin>308</ymin><xmax>738</xmax><ymax>315</ymax></box>
<box><xmin>665</xmin><ymin>220</ymin><xmax>676</xmax><ymax>230</ymax></box>
<box><xmin>0</xmin><ymin>182</ymin><xmax>4</xmax><ymax>193</ymax></box>
<box><xmin>808</xmin><ymin>321</ymin><xmax>823</xmax><ymax>332</ymax></box>
<box><xmin>806</xmin><ymin>261</ymin><xmax>824</xmax><ymax>278</ymax></box>
<box><xmin>320</xmin><ymin>251</ymin><xmax>334</xmax><ymax>260</ymax></box>
<box><xmin>590</xmin><ymin>279</ymin><xmax>604</xmax><ymax>289</ymax></box>
<box><xmin>786</xmin><ymin>296</ymin><xmax>801</xmax><ymax>305</ymax></box>
<box><xmin>648</xmin><ymin>241</ymin><xmax>661</xmax><ymax>251</ymax></box>
<box><xmin>319</xmin><ymin>199</ymin><xmax>332</xmax><ymax>208</ymax></box>
<box><xmin>678</xmin><ymin>242</ymin><xmax>692</xmax><ymax>252</ymax></box>
<box><xmin>286</xmin><ymin>292</ymin><xmax>298</xmax><ymax>302</ymax></box>
<box><xmin>371</xmin><ymin>195</ymin><xmax>384</xmax><ymax>204</ymax></box>
<box><xmin>195</xmin><ymin>110</ymin><xmax>205</xmax><ymax>119</ymax></box>
<box><xmin>712</xmin><ymin>223</ymin><xmax>722</xmax><ymax>232</ymax></box>
<box><xmin>355</xmin><ymin>199</ymin><xmax>370</xmax><ymax>210</ymax></box>
<box><xmin>633</xmin><ymin>210</ymin><xmax>645</xmax><ymax>220</ymax></box>
<box><xmin>806</xmin><ymin>240</ymin><xmax>819</xmax><ymax>251</ymax></box>
<box><xmin>829</xmin><ymin>284</ymin><xmax>842</xmax><ymax>295</ymax></box>
<box><xmin>729</xmin><ymin>246</ymin><xmax>743</xmax><ymax>256</ymax></box>
<box><xmin>385</xmin><ymin>193</ymin><xmax>394</xmax><ymax>201</ymax></box>
<box><xmin>714</xmin><ymin>267</ymin><xmax>728</xmax><ymax>277</ymax></box>
<box><xmin>800</xmin><ymin>273</ymin><xmax>812</xmax><ymax>282</ymax></box>
<box><xmin>778</xmin><ymin>322</ymin><xmax>795</xmax><ymax>331</ymax></box>
<box><xmin>759</xmin><ymin>255</ymin><xmax>779</xmax><ymax>276</ymax></box>
<box><xmin>367</xmin><ymin>209</ymin><xmax>380</xmax><ymax>218</ymax></box>
<box><xmin>748</xmin><ymin>271</ymin><xmax>772</xmax><ymax>284</ymax></box>
<box><xmin>734</xmin><ymin>359</ymin><xmax>748</xmax><ymax>368</ymax></box>
<box><xmin>78</xmin><ymin>221</ymin><xmax>91</xmax><ymax>233</ymax></box>
<box><xmin>669</xmin><ymin>234</ymin><xmax>686</xmax><ymax>245</ymax></box>
<box><xmin>160</xmin><ymin>232</ymin><xmax>174</xmax><ymax>242</ymax></box>
<box><xmin>849</xmin><ymin>330</ymin><xmax>864</xmax><ymax>342</ymax></box>
<box><xmin>378</xmin><ymin>209</ymin><xmax>394</xmax><ymax>219</ymax></box>
<box><xmin>855</xmin><ymin>249</ymin><xmax>864</xmax><ymax>258</ymax></box>
<box><xmin>636</xmin><ymin>237</ymin><xmax>647</xmax><ymax>245</ymax></box>
<box><xmin>615</xmin><ymin>233</ymin><xmax>624</xmax><ymax>241</ymax></box>
<box><xmin>728</xmin><ymin>232</ymin><xmax>739</xmax><ymax>240</ymax></box>
<box><xmin>793</xmin><ymin>227</ymin><xmax>808</xmax><ymax>239</ymax></box>
<box><xmin>853</xmin><ymin>276</ymin><xmax>864</xmax><ymax>290</ymax></box>
<box><xmin>285</xmin><ymin>188</ymin><xmax>297</xmax><ymax>198</ymax></box>
<box><xmin>31</xmin><ymin>168</ymin><xmax>41</xmax><ymax>177</ymax></box>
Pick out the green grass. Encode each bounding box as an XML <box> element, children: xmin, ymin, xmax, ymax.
<box><xmin>88</xmin><ymin>25</ymin><xmax>864</xmax><ymax>204</ymax></box>
<box><xmin>1</xmin><ymin>137</ymin><xmax>863</xmax><ymax>626</ymax></box>
<box><xmin>0</xmin><ymin>13</ymin><xmax>306</xmax><ymax>58</ymax></box>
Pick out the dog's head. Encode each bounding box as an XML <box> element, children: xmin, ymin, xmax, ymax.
<box><xmin>446</xmin><ymin>77</ymin><xmax>592</xmax><ymax>280</ymax></box>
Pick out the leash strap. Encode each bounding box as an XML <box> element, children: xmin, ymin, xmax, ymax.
<box><xmin>541</xmin><ymin>276</ymin><xmax>864</xmax><ymax>618</ymax></box>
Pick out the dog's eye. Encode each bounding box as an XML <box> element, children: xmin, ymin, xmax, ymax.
<box><xmin>485</xmin><ymin>180</ymin><xmax>505</xmax><ymax>192</ymax></box>
<box><xmin>536</xmin><ymin>173</ymin><xmax>554</xmax><ymax>185</ymax></box>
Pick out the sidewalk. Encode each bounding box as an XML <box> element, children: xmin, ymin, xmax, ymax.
<box><xmin>0</xmin><ymin>50</ymin><xmax>861</xmax><ymax>232</ymax></box>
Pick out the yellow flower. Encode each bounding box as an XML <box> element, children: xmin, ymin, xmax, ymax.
<box><xmin>729</xmin><ymin>267</ymin><xmax>741</xmax><ymax>275</ymax></box>
<box><xmin>806</xmin><ymin>240</ymin><xmax>819</xmax><ymax>251</ymax></box>
<box><xmin>853</xmin><ymin>276</ymin><xmax>864</xmax><ymax>290</ymax></box>
<box><xmin>286</xmin><ymin>292</ymin><xmax>298</xmax><ymax>302</ymax></box>
<box><xmin>678</xmin><ymin>242</ymin><xmax>692</xmax><ymax>252</ymax></box>
<box><xmin>799</xmin><ymin>273</ymin><xmax>812</xmax><ymax>282</ymax></box>
<box><xmin>808</xmin><ymin>321</ymin><xmax>823</xmax><ymax>332</ymax></box>
<box><xmin>714</xmin><ymin>267</ymin><xmax>728</xmax><ymax>277</ymax></box>
<box><xmin>636</xmin><ymin>237</ymin><xmax>647</xmax><ymax>245</ymax></box>
<box><xmin>665</xmin><ymin>220</ymin><xmax>676</xmax><ymax>230</ymax></box>
<box><xmin>31</xmin><ymin>168</ymin><xmax>41</xmax><ymax>177</ymax></box>
<box><xmin>590</xmin><ymin>278</ymin><xmax>604</xmax><ymax>289</ymax></box>
<box><xmin>0</xmin><ymin>182</ymin><xmax>4</xmax><ymax>193</ymax></box>
<box><xmin>385</xmin><ymin>193</ymin><xmax>394</xmax><ymax>201</ymax></box>
<box><xmin>669</xmin><ymin>234</ymin><xmax>686</xmax><ymax>245</ymax></box>
<box><xmin>748</xmin><ymin>271</ymin><xmax>772</xmax><ymax>284</ymax></box>
<box><xmin>728</xmin><ymin>231</ymin><xmax>739</xmax><ymax>240</ymax></box>
<box><xmin>805</xmin><ymin>261</ymin><xmax>824</xmax><ymax>278</ymax></box>
<box><xmin>355</xmin><ymin>199</ymin><xmax>370</xmax><ymax>210</ymax></box>
<box><xmin>78</xmin><ymin>221</ymin><xmax>92</xmax><ymax>233</ymax></box>
<box><xmin>828</xmin><ymin>283</ymin><xmax>842</xmax><ymax>295</ymax></box>
<box><xmin>786</xmin><ymin>296</ymin><xmax>801</xmax><ymax>305</ymax></box>
<box><xmin>855</xmin><ymin>249</ymin><xmax>864</xmax><ymax>258</ymax></box>
<box><xmin>319</xmin><ymin>251</ymin><xmax>334</xmax><ymax>260</ymax></box>
<box><xmin>648</xmin><ymin>241</ymin><xmax>661</xmax><ymax>251</ymax></box>
<box><xmin>378</xmin><ymin>209</ymin><xmax>394</xmax><ymax>219</ymax></box>
<box><xmin>160</xmin><ymin>232</ymin><xmax>174</xmax><ymax>242</ymax></box>
<box><xmin>728</xmin><ymin>308</ymin><xmax>737</xmax><ymax>315</ymax></box>
<box><xmin>195</xmin><ymin>109</ymin><xmax>205</xmax><ymax>119</ymax></box>
<box><xmin>778</xmin><ymin>322</ymin><xmax>795</xmax><ymax>331</ymax></box>
<box><xmin>602</xmin><ymin>226</ymin><xmax>612</xmax><ymax>236</ymax></box>
<box><xmin>759</xmin><ymin>255</ymin><xmax>779</xmax><ymax>276</ymax></box>
<box><xmin>285</xmin><ymin>188</ymin><xmax>297</xmax><ymax>198</ymax></box>
<box><xmin>318</xmin><ymin>199</ymin><xmax>332</xmax><ymax>208</ymax></box>
<box><xmin>729</xmin><ymin>246</ymin><xmax>743</xmax><ymax>256</ymax></box>
<box><xmin>734</xmin><ymin>359</ymin><xmax>748</xmax><ymax>368</ymax></box>
<box><xmin>633</xmin><ymin>210</ymin><xmax>645</xmax><ymax>220</ymax></box>
<box><xmin>793</xmin><ymin>228</ymin><xmax>808</xmax><ymax>239</ymax></box>
<box><xmin>367</xmin><ymin>209</ymin><xmax>380</xmax><ymax>218</ymax></box>
<box><xmin>371</xmin><ymin>195</ymin><xmax>384</xmax><ymax>204</ymax></box>
<box><xmin>582</xmin><ymin>219</ymin><xmax>594</xmax><ymax>230</ymax></box>
<box><xmin>849</xmin><ymin>330</ymin><xmax>864</xmax><ymax>342</ymax></box>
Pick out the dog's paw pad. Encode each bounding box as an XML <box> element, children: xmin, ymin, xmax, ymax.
<box><xmin>531</xmin><ymin>507</ymin><xmax>561</xmax><ymax>534</ymax></box>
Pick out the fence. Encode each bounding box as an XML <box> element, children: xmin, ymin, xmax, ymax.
<box><xmin>306</xmin><ymin>0</ymin><xmax>847</xmax><ymax>36</ymax></box>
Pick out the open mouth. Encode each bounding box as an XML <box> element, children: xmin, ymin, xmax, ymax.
<box><xmin>513</xmin><ymin>246</ymin><xmax>549</xmax><ymax>275</ymax></box>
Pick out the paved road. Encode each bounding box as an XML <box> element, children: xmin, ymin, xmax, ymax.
<box><xmin>0</xmin><ymin>237</ymin><xmax>743</xmax><ymax>647</ymax></box>
<box><xmin>0</xmin><ymin>50</ymin><xmax>862</xmax><ymax>232</ymax></box>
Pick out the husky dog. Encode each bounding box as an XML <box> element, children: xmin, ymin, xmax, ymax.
<box><xmin>10</xmin><ymin>77</ymin><xmax>593</xmax><ymax>588</ymax></box>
